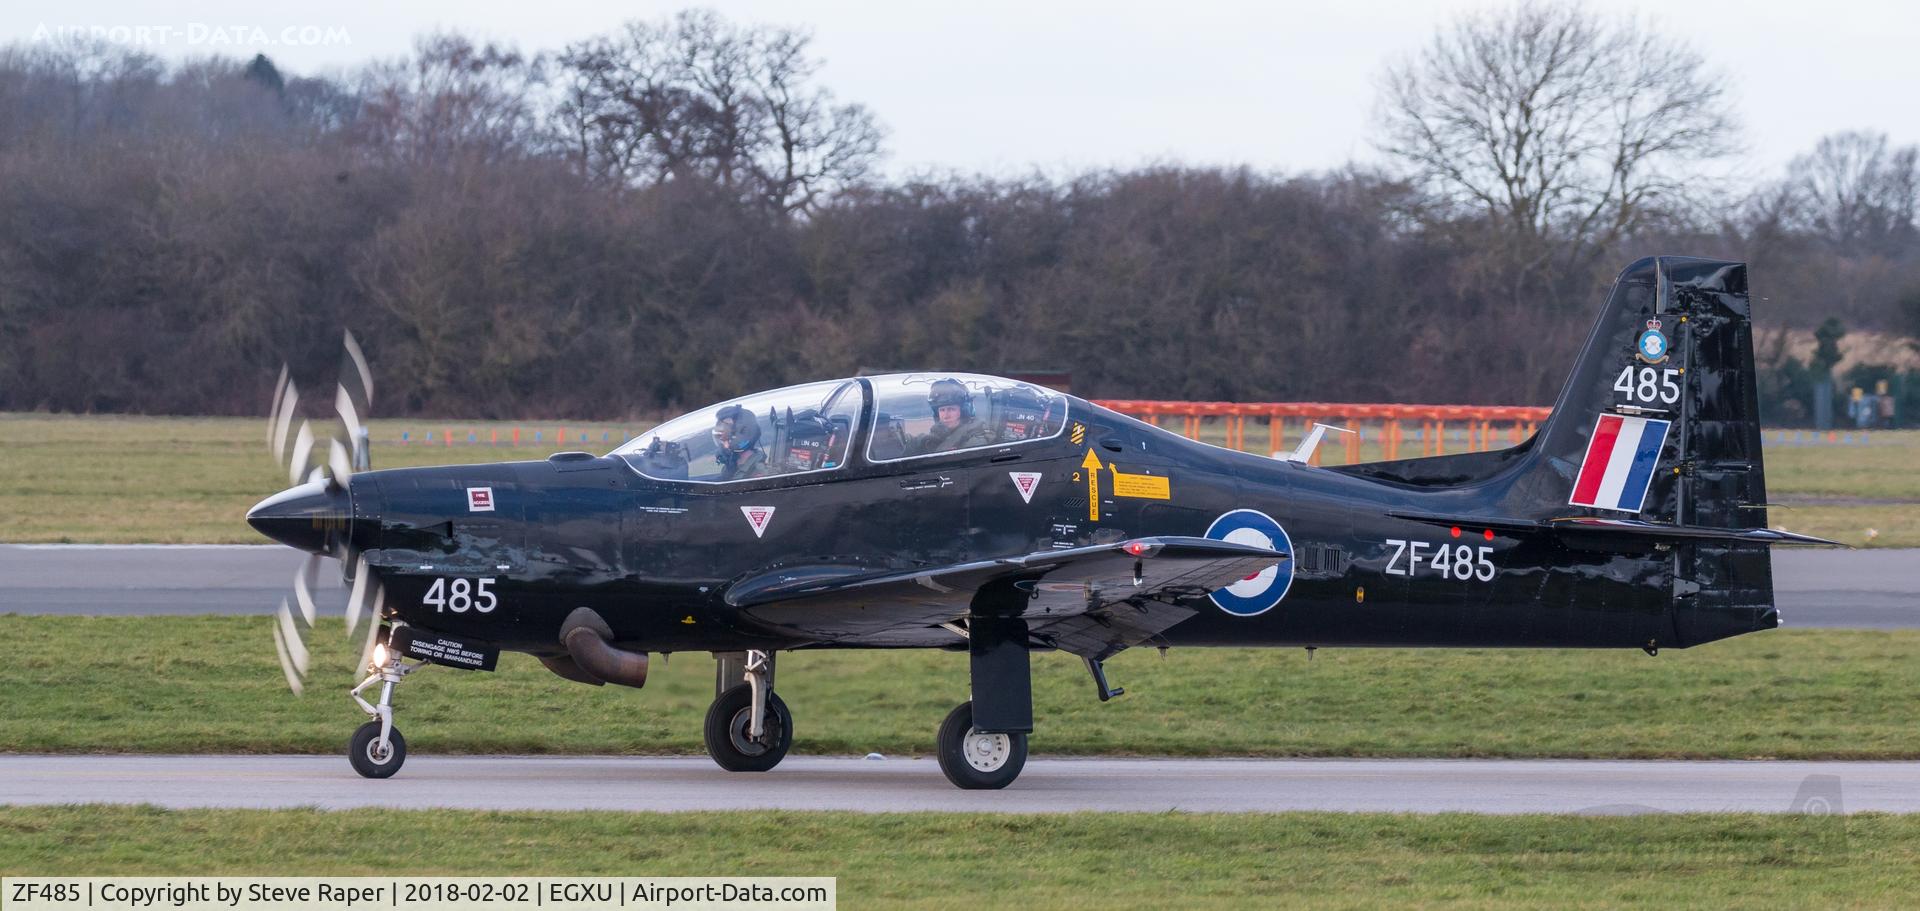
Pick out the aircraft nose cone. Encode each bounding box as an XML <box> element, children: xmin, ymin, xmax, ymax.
<box><xmin>247</xmin><ymin>479</ymin><xmax>352</xmax><ymax>554</ymax></box>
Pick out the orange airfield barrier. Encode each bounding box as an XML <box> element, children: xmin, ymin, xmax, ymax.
<box><xmin>385</xmin><ymin>401</ymin><xmax>1550</xmax><ymax>465</ymax></box>
<box><xmin>1091</xmin><ymin>401</ymin><xmax>1552</xmax><ymax>464</ymax></box>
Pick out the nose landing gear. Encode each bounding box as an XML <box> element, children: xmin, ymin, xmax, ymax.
<box><xmin>347</xmin><ymin>639</ymin><xmax>422</xmax><ymax>779</ymax></box>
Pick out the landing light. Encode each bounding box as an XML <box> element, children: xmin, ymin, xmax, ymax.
<box><xmin>373</xmin><ymin>643</ymin><xmax>389</xmax><ymax>667</ymax></box>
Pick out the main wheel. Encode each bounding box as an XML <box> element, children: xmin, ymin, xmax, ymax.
<box><xmin>936</xmin><ymin>701</ymin><xmax>1027</xmax><ymax>790</ymax></box>
<box><xmin>704</xmin><ymin>683</ymin><xmax>792</xmax><ymax>772</ymax></box>
<box><xmin>348</xmin><ymin>720</ymin><xmax>407</xmax><ymax>779</ymax></box>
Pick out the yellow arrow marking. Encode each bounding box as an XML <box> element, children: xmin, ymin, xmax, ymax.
<box><xmin>1109</xmin><ymin>463</ymin><xmax>1171</xmax><ymax>500</ymax></box>
<box><xmin>1081</xmin><ymin>448</ymin><xmax>1103</xmax><ymax>521</ymax></box>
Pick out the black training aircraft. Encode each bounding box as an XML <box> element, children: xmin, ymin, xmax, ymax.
<box><xmin>249</xmin><ymin>256</ymin><xmax>1833</xmax><ymax>789</ymax></box>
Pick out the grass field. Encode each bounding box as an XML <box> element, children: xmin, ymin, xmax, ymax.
<box><xmin>1</xmin><ymin>617</ymin><xmax>1914</xmax><ymax>759</ymax></box>
<box><xmin>0</xmin><ymin>414</ymin><xmax>640</xmax><ymax>544</ymax></box>
<box><xmin>2</xmin><ymin>414</ymin><xmax>1912</xmax><ymax>545</ymax></box>
<box><xmin>0</xmin><ymin>806</ymin><xmax>1904</xmax><ymax>909</ymax></box>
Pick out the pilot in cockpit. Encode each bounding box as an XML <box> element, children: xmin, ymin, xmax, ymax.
<box><xmin>712</xmin><ymin>404</ymin><xmax>773</xmax><ymax>480</ymax></box>
<box><xmin>909</xmin><ymin>378</ymin><xmax>995</xmax><ymax>455</ymax></box>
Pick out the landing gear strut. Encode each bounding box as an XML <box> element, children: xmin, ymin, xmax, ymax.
<box><xmin>936</xmin><ymin>613</ymin><xmax>1034</xmax><ymax>790</ymax></box>
<box><xmin>347</xmin><ymin>635</ymin><xmax>421</xmax><ymax>779</ymax></box>
<box><xmin>704</xmin><ymin>649</ymin><xmax>791</xmax><ymax>772</ymax></box>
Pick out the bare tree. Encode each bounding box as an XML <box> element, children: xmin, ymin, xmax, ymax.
<box><xmin>354</xmin><ymin>33</ymin><xmax>546</xmax><ymax>167</ymax></box>
<box><xmin>1785</xmin><ymin>131</ymin><xmax>1918</xmax><ymax>254</ymax></box>
<box><xmin>552</xmin><ymin>10</ymin><xmax>881</xmax><ymax>213</ymax></box>
<box><xmin>1375</xmin><ymin>1</ymin><xmax>1737</xmax><ymax>292</ymax></box>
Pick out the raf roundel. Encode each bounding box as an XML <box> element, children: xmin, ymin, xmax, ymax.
<box><xmin>1203</xmin><ymin>509</ymin><xmax>1294</xmax><ymax>616</ymax></box>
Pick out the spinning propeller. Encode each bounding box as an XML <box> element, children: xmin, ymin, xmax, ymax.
<box><xmin>251</xmin><ymin>332</ymin><xmax>386</xmax><ymax>693</ymax></box>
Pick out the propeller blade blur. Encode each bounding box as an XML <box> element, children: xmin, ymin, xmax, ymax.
<box><xmin>294</xmin><ymin>554</ymin><xmax>319</xmax><ymax>625</ymax></box>
<box><xmin>344</xmin><ymin>553</ymin><xmax>371</xmax><ymax>635</ymax></box>
<box><xmin>357</xmin><ymin>588</ymin><xmax>386</xmax><ymax>672</ymax></box>
<box><xmin>340</xmin><ymin>330</ymin><xmax>373</xmax><ymax>415</ymax></box>
<box><xmin>327</xmin><ymin>438</ymin><xmax>354</xmax><ymax>488</ymax></box>
<box><xmin>273</xmin><ymin>598</ymin><xmax>309</xmax><ymax>695</ymax></box>
<box><xmin>268</xmin><ymin>366</ymin><xmax>290</xmax><ymax>452</ymax></box>
<box><xmin>271</xmin><ymin>379</ymin><xmax>299</xmax><ymax>471</ymax></box>
<box><xmin>287</xmin><ymin>421</ymin><xmax>315</xmax><ymax>487</ymax></box>
<box><xmin>337</xmin><ymin>330</ymin><xmax>374</xmax><ymax>473</ymax></box>
<box><xmin>257</xmin><ymin>328</ymin><xmax>383</xmax><ymax>694</ymax></box>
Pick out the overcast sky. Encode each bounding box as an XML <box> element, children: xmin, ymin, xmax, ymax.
<box><xmin>10</xmin><ymin>0</ymin><xmax>1917</xmax><ymax>181</ymax></box>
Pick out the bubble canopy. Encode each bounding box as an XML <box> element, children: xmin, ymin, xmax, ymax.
<box><xmin>864</xmin><ymin>373</ymin><xmax>1068</xmax><ymax>463</ymax></box>
<box><xmin>610</xmin><ymin>373</ymin><xmax>1068</xmax><ymax>482</ymax></box>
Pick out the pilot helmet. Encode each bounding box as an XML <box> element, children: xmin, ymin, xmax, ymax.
<box><xmin>712</xmin><ymin>404</ymin><xmax>761</xmax><ymax>452</ymax></box>
<box><xmin>927</xmin><ymin>378</ymin><xmax>975</xmax><ymax>420</ymax></box>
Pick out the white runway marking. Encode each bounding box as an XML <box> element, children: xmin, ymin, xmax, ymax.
<box><xmin>0</xmin><ymin>756</ymin><xmax>1912</xmax><ymax>814</ymax></box>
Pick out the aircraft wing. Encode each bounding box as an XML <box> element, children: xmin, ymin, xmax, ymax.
<box><xmin>729</xmin><ymin>537</ymin><xmax>1285</xmax><ymax>657</ymax></box>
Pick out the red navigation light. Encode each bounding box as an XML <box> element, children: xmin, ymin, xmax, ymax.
<box><xmin>1483</xmin><ymin>529</ymin><xmax>1495</xmax><ymax>541</ymax></box>
<box><xmin>1125</xmin><ymin>540</ymin><xmax>1151</xmax><ymax>556</ymax></box>
<box><xmin>1449</xmin><ymin>526</ymin><xmax>1461</xmax><ymax>538</ymax></box>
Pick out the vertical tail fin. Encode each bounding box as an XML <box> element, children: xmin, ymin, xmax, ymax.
<box><xmin>1530</xmin><ymin>256</ymin><xmax>1776</xmax><ymax>645</ymax></box>
<box><xmin>1531</xmin><ymin>256</ymin><xmax>1766</xmax><ymax>530</ymax></box>
<box><xmin>1338</xmin><ymin>256</ymin><xmax>1797</xmax><ymax>646</ymax></box>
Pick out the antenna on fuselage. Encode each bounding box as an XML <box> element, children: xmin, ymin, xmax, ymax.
<box><xmin>1278</xmin><ymin>423</ymin><xmax>1355</xmax><ymax>463</ymax></box>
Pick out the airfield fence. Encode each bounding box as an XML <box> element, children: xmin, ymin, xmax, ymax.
<box><xmin>380</xmin><ymin>404</ymin><xmax>1881</xmax><ymax>466</ymax></box>
<box><xmin>1091</xmin><ymin>401</ymin><xmax>1552</xmax><ymax>464</ymax></box>
<box><xmin>383</xmin><ymin>405</ymin><xmax>1552</xmax><ymax>465</ymax></box>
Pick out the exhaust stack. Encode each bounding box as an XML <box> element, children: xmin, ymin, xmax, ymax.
<box><xmin>559</xmin><ymin>608</ymin><xmax>649</xmax><ymax>689</ymax></box>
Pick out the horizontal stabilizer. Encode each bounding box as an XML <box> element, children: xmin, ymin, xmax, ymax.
<box><xmin>1389</xmin><ymin>510</ymin><xmax>1840</xmax><ymax>546</ymax></box>
<box><xmin>1548</xmin><ymin>517</ymin><xmax>1841</xmax><ymax>546</ymax></box>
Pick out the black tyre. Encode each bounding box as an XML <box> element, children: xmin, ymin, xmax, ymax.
<box><xmin>936</xmin><ymin>701</ymin><xmax>1027</xmax><ymax>790</ymax></box>
<box><xmin>703</xmin><ymin>683</ymin><xmax>792</xmax><ymax>772</ymax></box>
<box><xmin>348</xmin><ymin>720</ymin><xmax>407</xmax><ymax>779</ymax></box>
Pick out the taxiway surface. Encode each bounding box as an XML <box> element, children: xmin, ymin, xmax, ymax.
<box><xmin>1</xmin><ymin>545</ymin><xmax>1912</xmax><ymax>627</ymax></box>
<box><xmin>0</xmin><ymin>755</ymin><xmax>1906</xmax><ymax>814</ymax></box>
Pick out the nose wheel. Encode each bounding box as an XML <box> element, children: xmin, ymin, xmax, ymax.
<box><xmin>936</xmin><ymin>700</ymin><xmax>1028</xmax><ymax>790</ymax></box>
<box><xmin>348</xmin><ymin>720</ymin><xmax>408</xmax><ymax>778</ymax></box>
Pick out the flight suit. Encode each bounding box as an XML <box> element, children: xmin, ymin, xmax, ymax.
<box><xmin>910</xmin><ymin>417</ymin><xmax>994</xmax><ymax>455</ymax></box>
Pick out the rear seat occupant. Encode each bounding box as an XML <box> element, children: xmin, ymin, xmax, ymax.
<box><xmin>911</xmin><ymin>378</ymin><xmax>994</xmax><ymax>454</ymax></box>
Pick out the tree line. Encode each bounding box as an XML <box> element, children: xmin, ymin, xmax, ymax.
<box><xmin>1</xmin><ymin>4</ymin><xmax>1915</xmax><ymax>420</ymax></box>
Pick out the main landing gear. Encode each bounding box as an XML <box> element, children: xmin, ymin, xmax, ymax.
<box><xmin>347</xmin><ymin>637</ymin><xmax>422</xmax><ymax>779</ymax></box>
<box><xmin>936</xmin><ymin>700</ymin><xmax>1028</xmax><ymax>789</ymax></box>
<box><xmin>702</xmin><ymin>623</ymin><xmax>1106</xmax><ymax>791</ymax></box>
<box><xmin>935</xmin><ymin>614</ymin><xmax>1037</xmax><ymax>790</ymax></box>
<box><xmin>704</xmin><ymin>649</ymin><xmax>792</xmax><ymax>772</ymax></box>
